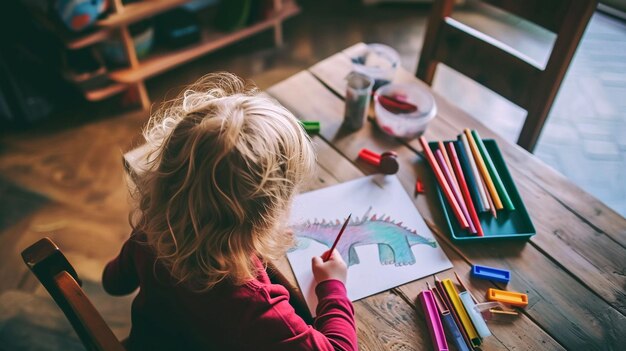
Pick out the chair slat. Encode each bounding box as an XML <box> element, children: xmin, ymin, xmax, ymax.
<box><xmin>481</xmin><ymin>0</ymin><xmax>570</xmax><ymax>33</ymax></box>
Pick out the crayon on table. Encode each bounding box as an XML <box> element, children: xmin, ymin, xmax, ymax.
<box><xmin>436</xmin><ymin>149</ymin><xmax>476</xmax><ymax>234</ymax></box>
<box><xmin>464</xmin><ymin>129</ymin><xmax>503</xmax><ymax>210</ymax></box>
<box><xmin>454</xmin><ymin>140</ymin><xmax>486</xmax><ymax>214</ymax></box>
<box><xmin>470</xmin><ymin>130</ymin><xmax>515</xmax><ymax>211</ymax></box>
<box><xmin>447</xmin><ymin>142</ymin><xmax>484</xmax><ymax>236</ymax></box>
<box><xmin>418</xmin><ymin>290</ymin><xmax>449</xmax><ymax>351</ymax></box>
<box><xmin>419</xmin><ymin>136</ymin><xmax>470</xmax><ymax>229</ymax></box>
<box><xmin>459</xmin><ymin>133</ymin><xmax>490</xmax><ymax>212</ymax></box>
<box><xmin>442</xmin><ymin>279</ymin><xmax>481</xmax><ymax>347</ymax></box>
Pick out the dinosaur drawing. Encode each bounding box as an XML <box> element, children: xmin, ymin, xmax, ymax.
<box><xmin>290</xmin><ymin>207</ymin><xmax>437</xmax><ymax>267</ymax></box>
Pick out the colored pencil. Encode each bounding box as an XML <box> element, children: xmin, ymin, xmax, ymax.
<box><xmin>481</xmin><ymin>175</ymin><xmax>498</xmax><ymax>219</ymax></box>
<box><xmin>470</xmin><ymin>130</ymin><xmax>515</xmax><ymax>211</ymax></box>
<box><xmin>419</xmin><ymin>136</ymin><xmax>470</xmax><ymax>229</ymax></box>
<box><xmin>447</xmin><ymin>143</ymin><xmax>484</xmax><ymax>236</ymax></box>
<box><xmin>464</xmin><ymin>129</ymin><xmax>503</xmax><ymax>210</ymax></box>
<box><xmin>439</xmin><ymin>141</ymin><xmax>460</xmax><ymax>195</ymax></box>
<box><xmin>434</xmin><ymin>276</ymin><xmax>473</xmax><ymax>350</ymax></box>
<box><xmin>323</xmin><ymin>213</ymin><xmax>351</xmax><ymax>261</ymax></box>
<box><xmin>453</xmin><ymin>272</ymin><xmax>478</xmax><ymax>303</ymax></box>
<box><xmin>436</xmin><ymin>149</ymin><xmax>476</xmax><ymax>234</ymax></box>
<box><xmin>459</xmin><ymin>134</ymin><xmax>490</xmax><ymax>212</ymax></box>
<box><xmin>454</xmin><ymin>141</ymin><xmax>485</xmax><ymax>214</ymax></box>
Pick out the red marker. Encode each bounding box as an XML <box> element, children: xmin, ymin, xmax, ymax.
<box><xmin>358</xmin><ymin>148</ymin><xmax>399</xmax><ymax>174</ymax></box>
<box><xmin>323</xmin><ymin>213</ymin><xmax>352</xmax><ymax>261</ymax></box>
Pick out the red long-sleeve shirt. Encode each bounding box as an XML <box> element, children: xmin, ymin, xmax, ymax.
<box><xmin>102</xmin><ymin>233</ymin><xmax>357</xmax><ymax>350</ymax></box>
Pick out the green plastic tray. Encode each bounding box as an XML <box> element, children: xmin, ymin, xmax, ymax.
<box><xmin>429</xmin><ymin>140</ymin><xmax>536</xmax><ymax>242</ymax></box>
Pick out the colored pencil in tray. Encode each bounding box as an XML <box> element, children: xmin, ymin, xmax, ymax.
<box><xmin>439</xmin><ymin>141</ymin><xmax>461</xmax><ymax>195</ymax></box>
<box><xmin>435</xmin><ymin>149</ymin><xmax>476</xmax><ymax>234</ymax></box>
<box><xmin>419</xmin><ymin>136</ymin><xmax>469</xmax><ymax>229</ymax></box>
<box><xmin>447</xmin><ymin>142</ymin><xmax>484</xmax><ymax>236</ymax></box>
<box><xmin>464</xmin><ymin>129</ymin><xmax>503</xmax><ymax>210</ymax></box>
<box><xmin>470</xmin><ymin>130</ymin><xmax>515</xmax><ymax>211</ymax></box>
<box><xmin>458</xmin><ymin>133</ymin><xmax>490</xmax><ymax>213</ymax></box>
<box><xmin>454</xmin><ymin>140</ymin><xmax>486</xmax><ymax>214</ymax></box>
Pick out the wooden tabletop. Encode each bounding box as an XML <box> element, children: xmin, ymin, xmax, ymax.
<box><xmin>265</xmin><ymin>43</ymin><xmax>626</xmax><ymax>350</ymax></box>
<box><xmin>123</xmin><ymin>42</ymin><xmax>625</xmax><ymax>350</ymax></box>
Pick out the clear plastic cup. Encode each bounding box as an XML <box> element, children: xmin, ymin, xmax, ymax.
<box><xmin>374</xmin><ymin>83</ymin><xmax>437</xmax><ymax>139</ymax></box>
<box><xmin>351</xmin><ymin>43</ymin><xmax>400</xmax><ymax>91</ymax></box>
<box><xmin>343</xmin><ymin>72</ymin><xmax>374</xmax><ymax>130</ymax></box>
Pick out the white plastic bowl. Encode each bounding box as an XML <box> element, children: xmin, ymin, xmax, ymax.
<box><xmin>374</xmin><ymin>83</ymin><xmax>437</xmax><ymax>139</ymax></box>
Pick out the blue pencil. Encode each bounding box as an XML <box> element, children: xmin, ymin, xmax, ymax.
<box><xmin>455</xmin><ymin>140</ymin><xmax>486</xmax><ymax>213</ymax></box>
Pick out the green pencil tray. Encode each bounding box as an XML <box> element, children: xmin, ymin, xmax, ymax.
<box><xmin>429</xmin><ymin>140</ymin><xmax>536</xmax><ymax>242</ymax></box>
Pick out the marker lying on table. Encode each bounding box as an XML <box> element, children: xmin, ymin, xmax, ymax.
<box><xmin>428</xmin><ymin>282</ymin><xmax>469</xmax><ymax>351</ymax></box>
<box><xmin>358</xmin><ymin>149</ymin><xmax>400</xmax><ymax>175</ymax></box>
<box><xmin>418</xmin><ymin>287</ymin><xmax>449</xmax><ymax>351</ymax></box>
<box><xmin>322</xmin><ymin>213</ymin><xmax>351</xmax><ymax>261</ymax></box>
<box><xmin>454</xmin><ymin>272</ymin><xmax>491</xmax><ymax>339</ymax></box>
<box><xmin>300</xmin><ymin>120</ymin><xmax>321</xmax><ymax>135</ymax></box>
<box><xmin>433</xmin><ymin>277</ymin><xmax>473</xmax><ymax>350</ymax></box>
<box><xmin>441</xmin><ymin>278</ymin><xmax>481</xmax><ymax>347</ymax></box>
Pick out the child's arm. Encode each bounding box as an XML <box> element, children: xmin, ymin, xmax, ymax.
<box><xmin>102</xmin><ymin>235</ymin><xmax>140</xmax><ymax>296</ymax></box>
<box><xmin>240</xmin><ymin>250</ymin><xmax>357</xmax><ymax>351</ymax></box>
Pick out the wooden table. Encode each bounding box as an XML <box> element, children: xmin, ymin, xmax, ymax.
<box><xmin>124</xmin><ymin>43</ymin><xmax>626</xmax><ymax>350</ymax></box>
<box><xmin>265</xmin><ymin>43</ymin><xmax>626</xmax><ymax>350</ymax></box>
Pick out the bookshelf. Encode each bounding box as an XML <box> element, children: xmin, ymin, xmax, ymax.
<box><xmin>31</xmin><ymin>0</ymin><xmax>299</xmax><ymax>109</ymax></box>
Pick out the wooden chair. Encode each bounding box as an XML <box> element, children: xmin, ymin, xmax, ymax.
<box><xmin>416</xmin><ymin>0</ymin><xmax>597</xmax><ymax>152</ymax></box>
<box><xmin>21</xmin><ymin>238</ymin><xmax>125</xmax><ymax>351</ymax></box>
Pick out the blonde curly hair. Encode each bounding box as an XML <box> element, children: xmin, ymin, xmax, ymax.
<box><xmin>131</xmin><ymin>72</ymin><xmax>315</xmax><ymax>290</ymax></box>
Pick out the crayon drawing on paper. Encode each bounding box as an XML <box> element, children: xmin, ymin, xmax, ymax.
<box><xmin>287</xmin><ymin>175</ymin><xmax>452</xmax><ymax>316</ymax></box>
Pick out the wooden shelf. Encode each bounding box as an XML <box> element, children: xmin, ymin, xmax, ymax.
<box><xmin>109</xmin><ymin>0</ymin><xmax>299</xmax><ymax>84</ymax></box>
<box><xmin>83</xmin><ymin>83</ymin><xmax>129</xmax><ymax>101</ymax></box>
<box><xmin>97</xmin><ymin>0</ymin><xmax>191</xmax><ymax>29</ymax></box>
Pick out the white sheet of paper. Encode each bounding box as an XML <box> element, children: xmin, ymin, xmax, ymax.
<box><xmin>287</xmin><ymin>175</ymin><xmax>453</xmax><ymax>316</ymax></box>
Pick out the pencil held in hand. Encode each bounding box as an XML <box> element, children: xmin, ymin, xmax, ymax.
<box><xmin>312</xmin><ymin>249</ymin><xmax>348</xmax><ymax>284</ymax></box>
<box><xmin>323</xmin><ymin>213</ymin><xmax>352</xmax><ymax>261</ymax></box>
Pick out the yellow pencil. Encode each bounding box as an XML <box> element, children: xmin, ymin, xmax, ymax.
<box><xmin>442</xmin><ymin>278</ymin><xmax>481</xmax><ymax>346</ymax></box>
<box><xmin>464</xmin><ymin>129</ymin><xmax>503</xmax><ymax>210</ymax></box>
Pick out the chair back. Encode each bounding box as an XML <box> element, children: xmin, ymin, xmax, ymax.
<box><xmin>21</xmin><ymin>238</ymin><xmax>125</xmax><ymax>351</ymax></box>
<box><xmin>417</xmin><ymin>0</ymin><xmax>597</xmax><ymax>151</ymax></box>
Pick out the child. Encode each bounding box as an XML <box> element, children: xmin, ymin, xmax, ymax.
<box><xmin>103</xmin><ymin>73</ymin><xmax>358</xmax><ymax>351</ymax></box>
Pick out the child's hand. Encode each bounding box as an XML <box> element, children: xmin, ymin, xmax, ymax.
<box><xmin>311</xmin><ymin>249</ymin><xmax>347</xmax><ymax>285</ymax></box>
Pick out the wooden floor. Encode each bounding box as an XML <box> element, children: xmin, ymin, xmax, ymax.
<box><xmin>0</xmin><ymin>1</ymin><xmax>624</xmax><ymax>349</ymax></box>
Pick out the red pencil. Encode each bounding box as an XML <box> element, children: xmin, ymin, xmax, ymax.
<box><xmin>419</xmin><ymin>136</ymin><xmax>470</xmax><ymax>229</ymax></box>
<box><xmin>447</xmin><ymin>142</ymin><xmax>484</xmax><ymax>236</ymax></box>
<box><xmin>323</xmin><ymin>213</ymin><xmax>352</xmax><ymax>261</ymax></box>
<box><xmin>436</xmin><ymin>149</ymin><xmax>475</xmax><ymax>234</ymax></box>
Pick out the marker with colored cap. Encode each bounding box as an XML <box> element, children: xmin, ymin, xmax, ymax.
<box><xmin>419</xmin><ymin>289</ymin><xmax>449</xmax><ymax>351</ymax></box>
<box><xmin>472</xmin><ymin>265</ymin><xmax>510</xmax><ymax>284</ymax></box>
<box><xmin>300</xmin><ymin>121</ymin><xmax>320</xmax><ymax>134</ymax></box>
